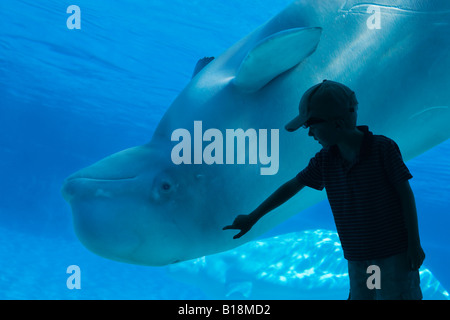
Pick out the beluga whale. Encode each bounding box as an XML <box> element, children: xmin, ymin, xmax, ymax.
<box><xmin>62</xmin><ymin>0</ymin><xmax>450</xmax><ymax>266</ymax></box>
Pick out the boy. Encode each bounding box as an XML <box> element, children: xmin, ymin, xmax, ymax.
<box><xmin>223</xmin><ymin>80</ymin><xmax>425</xmax><ymax>300</ymax></box>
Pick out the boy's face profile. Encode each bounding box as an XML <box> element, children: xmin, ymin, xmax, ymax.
<box><xmin>306</xmin><ymin>119</ymin><xmax>340</xmax><ymax>147</ymax></box>
<box><xmin>303</xmin><ymin>99</ymin><xmax>357</xmax><ymax>148</ymax></box>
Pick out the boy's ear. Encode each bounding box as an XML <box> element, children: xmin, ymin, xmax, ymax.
<box><xmin>335</xmin><ymin>118</ymin><xmax>355</xmax><ymax>129</ymax></box>
<box><xmin>334</xmin><ymin>119</ymin><xmax>346</xmax><ymax>129</ymax></box>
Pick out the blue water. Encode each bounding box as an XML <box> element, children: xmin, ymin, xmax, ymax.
<box><xmin>0</xmin><ymin>0</ymin><xmax>449</xmax><ymax>299</ymax></box>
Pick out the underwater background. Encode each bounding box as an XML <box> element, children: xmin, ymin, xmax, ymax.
<box><xmin>1</xmin><ymin>0</ymin><xmax>449</xmax><ymax>299</ymax></box>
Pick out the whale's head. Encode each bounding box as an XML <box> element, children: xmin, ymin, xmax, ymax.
<box><xmin>60</xmin><ymin>25</ymin><xmax>330</xmax><ymax>265</ymax></box>
<box><xmin>61</xmin><ymin>144</ymin><xmax>221</xmax><ymax>266</ymax></box>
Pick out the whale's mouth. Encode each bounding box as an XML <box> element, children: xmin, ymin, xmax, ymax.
<box><xmin>61</xmin><ymin>175</ymin><xmax>138</xmax><ymax>202</ymax></box>
<box><xmin>66</xmin><ymin>176</ymin><xmax>137</xmax><ymax>182</ymax></box>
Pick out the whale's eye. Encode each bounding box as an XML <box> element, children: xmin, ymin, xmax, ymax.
<box><xmin>151</xmin><ymin>172</ymin><xmax>177</xmax><ymax>202</ymax></box>
<box><xmin>159</xmin><ymin>179</ymin><xmax>176</xmax><ymax>195</ymax></box>
<box><xmin>161</xmin><ymin>181</ymin><xmax>172</xmax><ymax>192</ymax></box>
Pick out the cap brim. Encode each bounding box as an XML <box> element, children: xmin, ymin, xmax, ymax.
<box><xmin>285</xmin><ymin>115</ymin><xmax>306</xmax><ymax>132</ymax></box>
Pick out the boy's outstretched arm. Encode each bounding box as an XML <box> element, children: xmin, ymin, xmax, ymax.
<box><xmin>223</xmin><ymin>177</ymin><xmax>305</xmax><ymax>239</ymax></box>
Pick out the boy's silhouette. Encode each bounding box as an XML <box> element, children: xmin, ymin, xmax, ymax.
<box><xmin>223</xmin><ymin>80</ymin><xmax>425</xmax><ymax>300</ymax></box>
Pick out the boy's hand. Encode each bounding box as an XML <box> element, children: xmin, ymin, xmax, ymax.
<box><xmin>407</xmin><ymin>242</ymin><xmax>425</xmax><ymax>270</ymax></box>
<box><xmin>223</xmin><ymin>214</ymin><xmax>258</xmax><ymax>239</ymax></box>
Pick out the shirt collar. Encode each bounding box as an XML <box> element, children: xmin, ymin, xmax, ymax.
<box><xmin>329</xmin><ymin>125</ymin><xmax>373</xmax><ymax>160</ymax></box>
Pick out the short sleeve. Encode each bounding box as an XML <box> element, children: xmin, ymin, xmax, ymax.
<box><xmin>382</xmin><ymin>139</ymin><xmax>413</xmax><ymax>185</ymax></box>
<box><xmin>296</xmin><ymin>153</ymin><xmax>325</xmax><ymax>191</ymax></box>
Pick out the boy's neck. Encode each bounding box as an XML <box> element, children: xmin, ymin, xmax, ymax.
<box><xmin>336</xmin><ymin>127</ymin><xmax>365</xmax><ymax>161</ymax></box>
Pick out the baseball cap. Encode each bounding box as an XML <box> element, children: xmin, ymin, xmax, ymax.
<box><xmin>285</xmin><ymin>80</ymin><xmax>358</xmax><ymax>132</ymax></box>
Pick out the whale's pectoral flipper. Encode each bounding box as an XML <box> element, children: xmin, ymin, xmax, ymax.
<box><xmin>192</xmin><ymin>56</ymin><xmax>215</xmax><ymax>78</ymax></box>
<box><xmin>233</xmin><ymin>27</ymin><xmax>322</xmax><ymax>92</ymax></box>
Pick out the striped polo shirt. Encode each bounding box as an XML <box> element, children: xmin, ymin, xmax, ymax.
<box><xmin>297</xmin><ymin>126</ymin><xmax>412</xmax><ymax>261</ymax></box>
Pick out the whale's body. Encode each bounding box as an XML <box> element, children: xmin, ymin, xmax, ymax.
<box><xmin>62</xmin><ymin>0</ymin><xmax>450</xmax><ymax>265</ymax></box>
<box><xmin>167</xmin><ymin>230</ymin><xmax>450</xmax><ymax>300</ymax></box>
